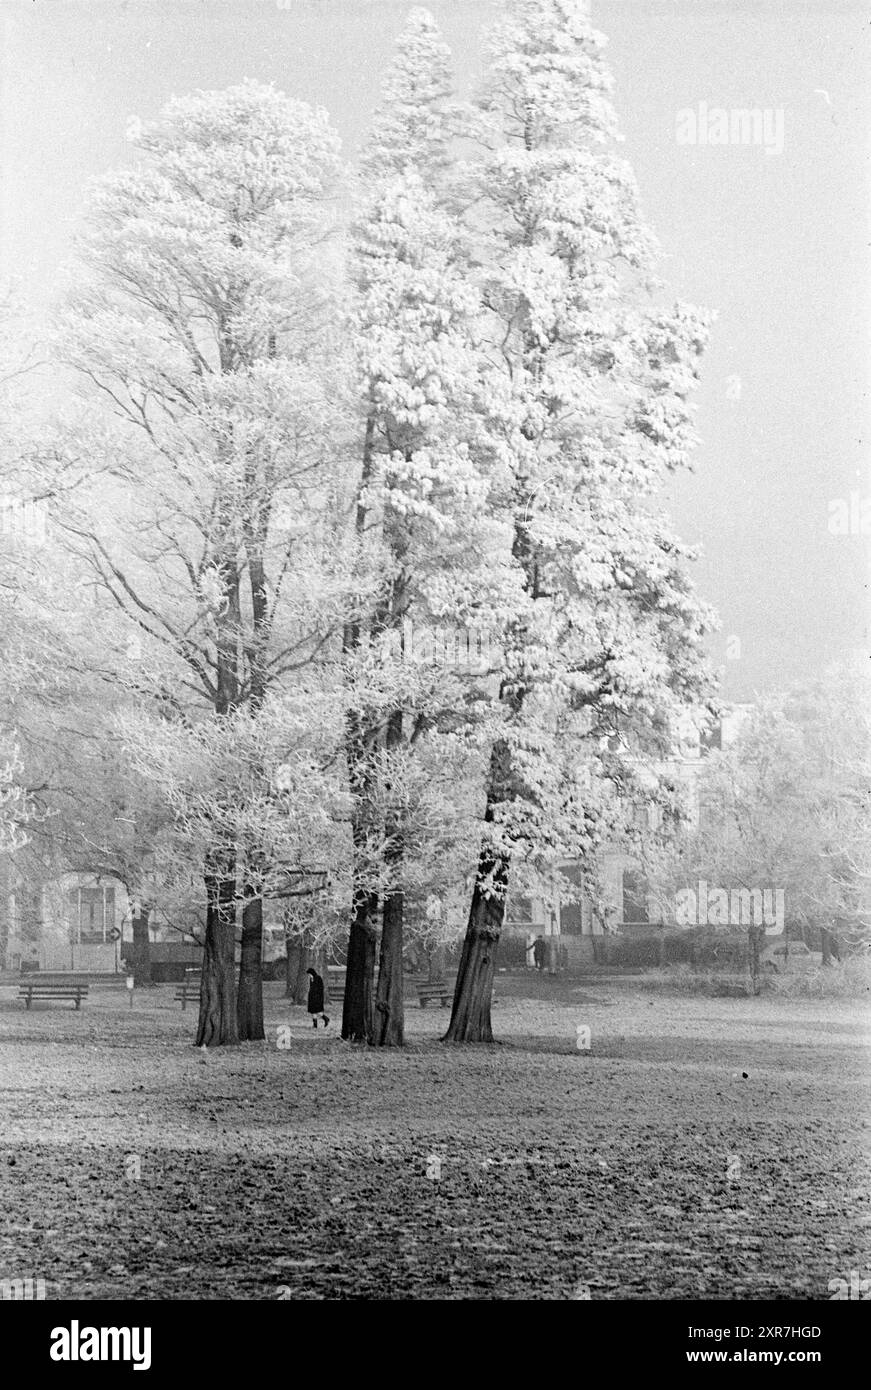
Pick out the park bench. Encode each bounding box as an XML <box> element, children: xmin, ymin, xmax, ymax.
<box><xmin>414</xmin><ymin>977</ymin><xmax>498</xmax><ymax>1009</ymax></box>
<box><xmin>175</xmin><ymin>969</ymin><xmax>201</xmax><ymax>1011</ymax></box>
<box><xmin>327</xmin><ymin>970</ymin><xmax>446</xmax><ymax>1007</ymax></box>
<box><xmin>18</xmin><ymin>979</ymin><xmax>89</xmax><ymax>1011</ymax></box>
<box><xmin>415</xmin><ymin>977</ymin><xmax>456</xmax><ymax>1008</ymax></box>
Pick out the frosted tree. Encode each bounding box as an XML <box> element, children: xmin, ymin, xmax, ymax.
<box><xmin>0</xmin><ymin>294</ymin><xmax>67</xmax><ymax>874</ymax></box>
<box><xmin>651</xmin><ymin>661</ymin><xmax>871</xmax><ymax>964</ymax></box>
<box><xmin>51</xmin><ymin>82</ymin><xmax>351</xmax><ymax>1045</ymax></box>
<box><xmin>443</xmin><ymin>0</ymin><xmax>716</xmax><ymax>1041</ymax></box>
<box><xmin>342</xmin><ymin>9</ymin><xmax>507</xmax><ymax>1043</ymax></box>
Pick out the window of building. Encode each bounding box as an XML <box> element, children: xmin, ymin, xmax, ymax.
<box><xmin>68</xmin><ymin>885</ymin><xmax>116</xmax><ymax>944</ymax></box>
<box><xmin>558</xmin><ymin>863</ymin><xmax>585</xmax><ymax>935</ymax></box>
<box><xmin>505</xmin><ymin>896</ymin><xmax>534</xmax><ymax>926</ymax></box>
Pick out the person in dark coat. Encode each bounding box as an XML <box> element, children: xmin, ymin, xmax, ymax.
<box><xmin>532</xmin><ymin>935</ymin><xmax>547</xmax><ymax>972</ymax></box>
<box><xmin>306</xmin><ymin>967</ymin><xmax>330</xmax><ymax>1029</ymax></box>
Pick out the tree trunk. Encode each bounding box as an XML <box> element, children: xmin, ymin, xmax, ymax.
<box><xmin>374</xmin><ymin>884</ymin><xmax>403</xmax><ymax>1046</ymax></box>
<box><xmin>443</xmin><ymin>878</ymin><xmax>503</xmax><ymax>1043</ymax></box>
<box><xmin>237</xmin><ymin>890</ymin><xmax>265</xmax><ymax>1041</ymax></box>
<box><xmin>237</xmin><ymin>533</ymin><xmax>269</xmax><ymax>1032</ymax></box>
<box><xmin>342</xmin><ymin>889</ymin><xmax>377</xmax><ymax>1042</ymax></box>
<box><xmin>443</xmin><ymin>738</ymin><xmax>512</xmax><ymax>1043</ymax></box>
<box><xmin>443</xmin><ymin>434</ymin><xmax>535</xmax><ymax>1042</ymax></box>
<box><xmin>340</xmin><ymin>415</ymin><xmax>380</xmax><ymax>1044</ymax></box>
<box><xmin>285</xmin><ymin>938</ymin><xmax>301</xmax><ymax>1000</ymax></box>
<box><xmin>341</xmin><ymin>750</ymin><xmax>379</xmax><ymax>1042</ymax></box>
<box><xmin>196</xmin><ymin>851</ymin><xmax>238</xmax><ymax>1047</ymax></box>
<box><xmin>374</xmin><ymin>709</ymin><xmax>405</xmax><ymax>1047</ymax></box>
<box><xmin>131</xmin><ymin>906</ymin><xmax>152</xmax><ymax>986</ymax></box>
<box><xmin>195</xmin><ymin>511</ymin><xmax>241</xmax><ymax>1047</ymax></box>
<box><xmin>749</xmin><ymin>923</ymin><xmax>762</xmax><ymax>996</ymax></box>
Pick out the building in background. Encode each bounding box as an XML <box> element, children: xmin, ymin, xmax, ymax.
<box><xmin>503</xmin><ymin>706</ymin><xmax>754</xmax><ymax>966</ymax></box>
<box><xmin>3</xmin><ymin>871</ymin><xmax>131</xmax><ymax>973</ymax></box>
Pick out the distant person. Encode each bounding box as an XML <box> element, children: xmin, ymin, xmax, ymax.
<box><xmin>532</xmin><ymin>935</ymin><xmax>547</xmax><ymax>972</ymax></box>
<box><xmin>306</xmin><ymin>967</ymin><xmax>330</xmax><ymax>1029</ymax></box>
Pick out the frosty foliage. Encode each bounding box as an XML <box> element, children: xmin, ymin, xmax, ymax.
<box><xmin>1</xmin><ymin>4</ymin><xmax>739</xmax><ymax>975</ymax></box>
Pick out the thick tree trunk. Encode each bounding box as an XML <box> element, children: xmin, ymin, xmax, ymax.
<box><xmin>237</xmin><ymin>538</ymin><xmax>269</xmax><ymax>1033</ymax></box>
<box><xmin>340</xmin><ymin>415</ymin><xmax>380</xmax><ymax>1044</ymax></box>
<box><xmin>342</xmin><ymin>889</ymin><xmax>377</xmax><ymax>1042</ymax></box>
<box><xmin>196</xmin><ymin>852</ymin><xmax>238</xmax><ymax>1047</ymax></box>
<box><xmin>444</xmin><ymin>429</ymin><xmax>535</xmax><ymax>1042</ymax></box>
<box><xmin>374</xmin><ymin>708</ymin><xmax>405</xmax><ymax>1047</ymax></box>
<box><xmin>374</xmin><ymin>884</ymin><xmax>403</xmax><ymax>1046</ymax></box>
<box><xmin>341</xmin><ymin>746</ymin><xmax>379</xmax><ymax>1042</ymax></box>
<box><xmin>131</xmin><ymin>906</ymin><xmax>152</xmax><ymax>986</ymax></box>
<box><xmin>443</xmin><ymin>877</ymin><xmax>504</xmax><ymax>1043</ymax></box>
<box><xmin>237</xmin><ymin>890</ymin><xmax>265</xmax><ymax>1041</ymax></box>
<box><xmin>195</xmin><ymin>511</ymin><xmax>241</xmax><ymax>1047</ymax></box>
<box><xmin>443</xmin><ymin>738</ymin><xmax>512</xmax><ymax>1043</ymax></box>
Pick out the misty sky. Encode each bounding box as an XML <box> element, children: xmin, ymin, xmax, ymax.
<box><xmin>1</xmin><ymin>0</ymin><xmax>868</xmax><ymax>699</ymax></box>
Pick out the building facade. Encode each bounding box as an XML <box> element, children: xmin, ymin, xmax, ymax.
<box><xmin>3</xmin><ymin>871</ymin><xmax>131</xmax><ymax>973</ymax></box>
<box><xmin>502</xmin><ymin>707</ymin><xmax>753</xmax><ymax>965</ymax></box>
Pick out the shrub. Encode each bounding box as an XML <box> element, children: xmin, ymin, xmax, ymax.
<box><xmin>766</xmin><ymin>954</ymin><xmax>871</xmax><ymax>999</ymax></box>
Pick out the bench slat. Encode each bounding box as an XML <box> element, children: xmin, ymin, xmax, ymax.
<box><xmin>17</xmin><ymin>987</ymin><xmax>89</xmax><ymax>994</ymax></box>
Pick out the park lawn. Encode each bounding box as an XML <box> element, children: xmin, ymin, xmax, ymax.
<box><xmin>0</xmin><ymin>977</ymin><xmax>868</xmax><ymax>1300</ymax></box>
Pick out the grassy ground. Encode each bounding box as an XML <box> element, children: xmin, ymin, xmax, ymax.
<box><xmin>0</xmin><ymin>974</ymin><xmax>868</xmax><ymax>1300</ymax></box>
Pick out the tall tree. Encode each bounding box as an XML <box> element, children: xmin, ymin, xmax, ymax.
<box><xmin>52</xmin><ymin>82</ymin><xmax>345</xmax><ymax>1044</ymax></box>
<box><xmin>343</xmin><ymin>9</ymin><xmax>498</xmax><ymax>1043</ymax></box>
<box><xmin>444</xmin><ymin>0</ymin><xmax>715</xmax><ymax>1040</ymax></box>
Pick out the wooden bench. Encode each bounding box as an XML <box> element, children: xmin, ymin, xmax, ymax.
<box><xmin>415</xmin><ymin>977</ymin><xmax>498</xmax><ymax>1009</ymax></box>
<box><xmin>416</xmin><ymin>977</ymin><xmax>455</xmax><ymax>1008</ymax></box>
<box><xmin>327</xmin><ymin>970</ymin><xmax>447</xmax><ymax>1007</ymax></box>
<box><xmin>18</xmin><ymin>979</ymin><xmax>89</xmax><ymax>1011</ymax></box>
<box><xmin>320</xmin><ymin>971</ymin><xmax>490</xmax><ymax>1011</ymax></box>
<box><xmin>175</xmin><ymin>969</ymin><xmax>201</xmax><ymax>1011</ymax></box>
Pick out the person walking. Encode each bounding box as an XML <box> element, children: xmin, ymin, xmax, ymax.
<box><xmin>306</xmin><ymin>967</ymin><xmax>330</xmax><ymax>1029</ymax></box>
<box><xmin>532</xmin><ymin>934</ymin><xmax>547</xmax><ymax>972</ymax></box>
